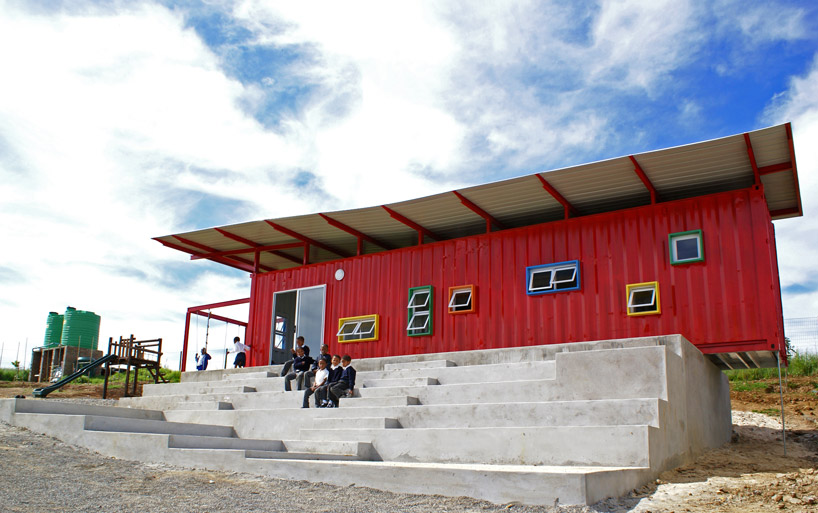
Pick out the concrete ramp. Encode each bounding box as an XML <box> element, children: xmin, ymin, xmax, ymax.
<box><xmin>0</xmin><ymin>335</ymin><xmax>731</xmax><ymax>506</ymax></box>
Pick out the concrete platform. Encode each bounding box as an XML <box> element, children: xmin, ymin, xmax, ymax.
<box><xmin>0</xmin><ymin>335</ymin><xmax>731</xmax><ymax>506</ymax></box>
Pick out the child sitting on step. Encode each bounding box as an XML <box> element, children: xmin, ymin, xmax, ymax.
<box><xmin>327</xmin><ymin>355</ymin><xmax>356</xmax><ymax>408</ymax></box>
<box><xmin>316</xmin><ymin>355</ymin><xmax>342</xmax><ymax>407</ymax></box>
<box><xmin>302</xmin><ymin>357</ymin><xmax>328</xmax><ymax>408</ymax></box>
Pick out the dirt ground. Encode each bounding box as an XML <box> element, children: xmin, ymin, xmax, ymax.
<box><xmin>2</xmin><ymin>377</ymin><xmax>817</xmax><ymax>512</ymax></box>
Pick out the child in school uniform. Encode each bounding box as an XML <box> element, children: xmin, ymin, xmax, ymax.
<box><xmin>327</xmin><ymin>355</ymin><xmax>356</xmax><ymax>408</ymax></box>
<box><xmin>302</xmin><ymin>357</ymin><xmax>328</xmax><ymax>408</ymax></box>
<box><xmin>316</xmin><ymin>355</ymin><xmax>342</xmax><ymax>407</ymax></box>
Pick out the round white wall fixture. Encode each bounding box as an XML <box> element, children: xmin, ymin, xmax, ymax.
<box><xmin>334</xmin><ymin>269</ymin><xmax>345</xmax><ymax>281</ymax></box>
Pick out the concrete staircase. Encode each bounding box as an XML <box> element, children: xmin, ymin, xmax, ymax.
<box><xmin>0</xmin><ymin>335</ymin><xmax>731</xmax><ymax>506</ymax></box>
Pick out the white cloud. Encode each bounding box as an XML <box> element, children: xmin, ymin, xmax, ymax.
<box><xmin>765</xmin><ymin>54</ymin><xmax>818</xmax><ymax>319</ymax></box>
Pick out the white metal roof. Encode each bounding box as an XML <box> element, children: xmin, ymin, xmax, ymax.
<box><xmin>155</xmin><ymin>123</ymin><xmax>802</xmax><ymax>273</ymax></box>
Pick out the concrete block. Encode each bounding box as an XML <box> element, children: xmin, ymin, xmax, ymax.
<box><xmin>312</xmin><ymin>417</ymin><xmax>401</xmax><ymax>429</ymax></box>
<box><xmin>383</xmin><ymin>360</ymin><xmax>456</xmax><ymax>371</ymax></box>
<box><xmin>361</xmin><ymin>377</ymin><xmax>438</xmax><ymax>388</ymax></box>
<box><xmin>83</xmin><ymin>415</ymin><xmax>235</xmax><ymax>438</ymax></box>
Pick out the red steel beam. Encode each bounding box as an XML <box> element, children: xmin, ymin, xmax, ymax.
<box><xmin>758</xmin><ymin>162</ymin><xmax>792</xmax><ymax>176</ymax></box>
<box><xmin>215</xmin><ymin>227</ymin><xmax>303</xmax><ymax>266</ymax></box>
<box><xmin>382</xmin><ymin>206</ymin><xmax>443</xmax><ymax>245</ymax></box>
<box><xmin>265</xmin><ymin>221</ymin><xmax>350</xmax><ymax>258</ymax></box>
<box><xmin>191</xmin><ymin>242</ymin><xmax>304</xmax><ymax>260</ymax></box>
<box><xmin>453</xmin><ymin>191</ymin><xmax>506</xmax><ymax>233</ymax></box>
<box><xmin>191</xmin><ymin>310</ymin><xmax>248</xmax><ymax>327</ymax></box>
<box><xmin>181</xmin><ymin>311</ymin><xmax>191</xmax><ymax>372</ymax></box>
<box><xmin>173</xmin><ymin>235</ymin><xmax>272</xmax><ymax>273</ymax></box>
<box><xmin>743</xmin><ymin>133</ymin><xmax>762</xmax><ymax>186</ymax></box>
<box><xmin>536</xmin><ymin>174</ymin><xmax>578</xmax><ymax>219</ymax></box>
<box><xmin>785</xmin><ymin>122</ymin><xmax>803</xmax><ymax>217</ymax></box>
<box><xmin>319</xmin><ymin>213</ymin><xmax>394</xmax><ymax>254</ymax></box>
<box><xmin>154</xmin><ymin>238</ymin><xmax>253</xmax><ymax>273</ymax></box>
<box><xmin>628</xmin><ymin>156</ymin><xmax>658</xmax><ymax>204</ymax></box>
<box><xmin>188</xmin><ymin>297</ymin><xmax>251</xmax><ymax>312</ymax></box>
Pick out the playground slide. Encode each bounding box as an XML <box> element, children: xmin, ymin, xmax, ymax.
<box><xmin>33</xmin><ymin>353</ymin><xmax>118</xmax><ymax>398</ymax></box>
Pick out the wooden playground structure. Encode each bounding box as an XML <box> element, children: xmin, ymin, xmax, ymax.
<box><xmin>102</xmin><ymin>335</ymin><xmax>167</xmax><ymax>398</ymax></box>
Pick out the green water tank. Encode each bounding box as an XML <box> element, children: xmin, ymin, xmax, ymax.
<box><xmin>60</xmin><ymin>307</ymin><xmax>101</xmax><ymax>350</ymax></box>
<box><xmin>43</xmin><ymin>312</ymin><xmax>64</xmax><ymax>348</ymax></box>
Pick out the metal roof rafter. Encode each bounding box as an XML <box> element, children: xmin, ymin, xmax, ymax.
<box><xmin>153</xmin><ymin>238</ymin><xmax>253</xmax><ymax>273</ymax></box>
<box><xmin>190</xmin><ymin>242</ymin><xmax>305</xmax><ymax>261</ymax></box>
<box><xmin>536</xmin><ymin>175</ymin><xmax>578</xmax><ymax>220</ymax></box>
<box><xmin>215</xmin><ymin>228</ymin><xmax>304</xmax><ymax>267</ymax></box>
<box><xmin>264</xmin><ymin>221</ymin><xmax>350</xmax><ymax>259</ymax></box>
<box><xmin>381</xmin><ymin>206</ymin><xmax>443</xmax><ymax>245</ymax></box>
<box><xmin>628</xmin><ymin>156</ymin><xmax>658</xmax><ymax>204</ymax></box>
<box><xmin>318</xmin><ymin>214</ymin><xmax>394</xmax><ymax>255</ymax></box>
<box><xmin>452</xmin><ymin>191</ymin><xmax>506</xmax><ymax>233</ymax></box>
<box><xmin>743</xmin><ymin>133</ymin><xmax>762</xmax><ymax>186</ymax></box>
<box><xmin>172</xmin><ymin>235</ymin><xmax>275</xmax><ymax>273</ymax></box>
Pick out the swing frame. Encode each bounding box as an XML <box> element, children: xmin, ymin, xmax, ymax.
<box><xmin>182</xmin><ymin>298</ymin><xmax>249</xmax><ymax>372</ymax></box>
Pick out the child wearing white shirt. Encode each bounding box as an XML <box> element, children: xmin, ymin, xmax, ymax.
<box><xmin>302</xmin><ymin>357</ymin><xmax>329</xmax><ymax>408</ymax></box>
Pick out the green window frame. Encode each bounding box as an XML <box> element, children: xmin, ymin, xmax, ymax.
<box><xmin>407</xmin><ymin>285</ymin><xmax>433</xmax><ymax>336</ymax></box>
<box><xmin>669</xmin><ymin>230</ymin><xmax>704</xmax><ymax>265</ymax></box>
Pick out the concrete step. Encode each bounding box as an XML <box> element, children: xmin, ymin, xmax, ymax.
<box><xmin>298</xmin><ymin>425</ymin><xmax>653</xmax><ymax>467</ymax></box>
<box><xmin>241</xmin><ymin>458</ymin><xmax>649</xmax><ymax>506</ymax></box>
<box><xmin>383</xmin><ymin>359</ymin><xmax>456</xmax><ymax>371</ymax></box>
<box><xmin>357</xmin><ymin>360</ymin><xmax>555</xmax><ymax>384</ymax></box>
<box><xmin>361</xmin><ymin>377</ymin><xmax>439</xmax><ymax>388</ymax></box>
<box><xmin>168</xmin><ymin>434</ymin><xmax>284</xmax><ymax>451</ymax></box>
<box><xmin>224</xmin><ymin>371</ymin><xmax>277</xmax><ymax>380</ymax></box>
<box><xmin>312</xmin><ymin>417</ymin><xmax>401</xmax><ymax>429</ymax></box>
<box><xmin>12</xmin><ymin>399</ymin><xmax>165</xmax><ymax>421</ymax></box>
<box><xmin>281</xmin><ymin>440</ymin><xmax>376</xmax><ymax>458</ymax></box>
<box><xmin>166</xmin><ymin>401</ymin><xmax>234</xmax><ymax>411</ymax></box>
<box><xmin>246</xmin><ymin>450</ymin><xmax>365</xmax><ymax>461</ymax></box>
<box><xmin>142</xmin><ymin>383</ymin><xmax>258</xmax><ymax>397</ymax></box>
<box><xmin>82</xmin><ymin>415</ymin><xmax>236</xmax><ymax>438</ymax></box>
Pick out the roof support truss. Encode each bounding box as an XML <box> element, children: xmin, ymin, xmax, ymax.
<box><xmin>172</xmin><ymin>235</ymin><xmax>275</xmax><ymax>273</ymax></box>
<box><xmin>453</xmin><ymin>191</ymin><xmax>506</xmax><ymax>233</ymax></box>
<box><xmin>319</xmin><ymin>214</ymin><xmax>394</xmax><ymax>256</ymax></box>
<box><xmin>629</xmin><ymin>156</ymin><xmax>658</xmax><ymax>204</ymax></box>
<box><xmin>215</xmin><ymin>228</ymin><xmax>304</xmax><ymax>267</ymax></box>
<box><xmin>154</xmin><ymin>238</ymin><xmax>251</xmax><ymax>273</ymax></box>
<box><xmin>382</xmin><ymin>206</ymin><xmax>443</xmax><ymax>245</ymax></box>
<box><xmin>536</xmin><ymin>174</ymin><xmax>578</xmax><ymax>220</ymax></box>
<box><xmin>265</xmin><ymin>221</ymin><xmax>351</xmax><ymax>263</ymax></box>
<box><xmin>190</xmin><ymin>242</ymin><xmax>305</xmax><ymax>261</ymax></box>
<box><xmin>784</xmin><ymin>122</ymin><xmax>803</xmax><ymax>217</ymax></box>
<box><xmin>743</xmin><ymin>133</ymin><xmax>762</xmax><ymax>186</ymax></box>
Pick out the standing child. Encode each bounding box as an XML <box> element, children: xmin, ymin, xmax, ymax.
<box><xmin>195</xmin><ymin>348</ymin><xmax>211</xmax><ymax>371</ymax></box>
<box><xmin>302</xmin><ymin>358</ymin><xmax>328</xmax><ymax>408</ymax></box>
<box><xmin>230</xmin><ymin>336</ymin><xmax>251</xmax><ymax>368</ymax></box>
<box><xmin>327</xmin><ymin>355</ymin><xmax>356</xmax><ymax>408</ymax></box>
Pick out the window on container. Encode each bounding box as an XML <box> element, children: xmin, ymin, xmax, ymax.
<box><xmin>337</xmin><ymin>314</ymin><xmax>379</xmax><ymax>343</ymax></box>
<box><xmin>526</xmin><ymin>260</ymin><xmax>580</xmax><ymax>295</ymax></box>
<box><xmin>626</xmin><ymin>282</ymin><xmax>661</xmax><ymax>316</ymax></box>
<box><xmin>669</xmin><ymin>230</ymin><xmax>704</xmax><ymax>265</ymax></box>
<box><xmin>448</xmin><ymin>285</ymin><xmax>475</xmax><ymax>314</ymax></box>
<box><xmin>407</xmin><ymin>285</ymin><xmax>433</xmax><ymax>336</ymax></box>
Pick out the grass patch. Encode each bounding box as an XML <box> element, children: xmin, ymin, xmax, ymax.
<box><xmin>725</xmin><ymin>353</ymin><xmax>818</xmax><ymax>381</ymax></box>
<box><xmin>731</xmin><ymin>381</ymin><xmax>769</xmax><ymax>392</ymax></box>
<box><xmin>752</xmin><ymin>408</ymin><xmax>781</xmax><ymax>417</ymax></box>
<box><xmin>0</xmin><ymin>368</ymin><xmax>29</xmax><ymax>381</ymax></box>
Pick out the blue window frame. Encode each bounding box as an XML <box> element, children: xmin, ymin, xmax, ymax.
<box><xmin>526</xmin><ymin>260</ymin><xmax>581</xmax><ymax>295</ymax></box>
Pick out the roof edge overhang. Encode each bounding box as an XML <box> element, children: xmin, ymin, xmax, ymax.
<box><xmin>155</xmin><ymin>123</ymin><xmax>802</xmax><ymax>272</ymax></box>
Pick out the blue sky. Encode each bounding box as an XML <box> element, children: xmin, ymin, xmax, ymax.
<box><xmin>1</xmin><ymin>0</ymin><xmax>817</xmax><ymax>366</ymax></box>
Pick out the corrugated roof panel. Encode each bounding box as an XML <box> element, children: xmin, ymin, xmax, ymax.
<box><xmin>761</xmin><ymin>171</ymin><xmax>798</xmax><ymax>212</ymax></box>
<box><xmin>156</xmin><ymin>123</ymin><xmax>801</xmax><ymax>272</ymax></box>
<box><xmin>750</xmin><ymin>125</ymin><xmax>790</xmax><ymax>167</ymax></box>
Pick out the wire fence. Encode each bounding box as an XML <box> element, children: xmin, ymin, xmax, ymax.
<box><xmin>785</xmin><ymin>317</ymin><xmax>818</xmax><ymax>355</ymax></box>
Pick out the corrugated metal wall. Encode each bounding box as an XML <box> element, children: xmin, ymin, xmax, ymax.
<box><xmin>246</xmin><ymin>186</ymin><xmax>784</xmax><ymax>365</ymax></box>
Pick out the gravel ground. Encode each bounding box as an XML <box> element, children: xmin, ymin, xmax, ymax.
<box><xmin>0</xmin><ymin>421</ymin><xmax>593</xmax><ymax>513</ymax></box>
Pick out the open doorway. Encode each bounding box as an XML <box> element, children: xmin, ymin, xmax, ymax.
<box><xmin>270</xmin><ymin>285</ymin><xmax>325</xmax><ymax>364</ymax></box>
